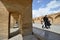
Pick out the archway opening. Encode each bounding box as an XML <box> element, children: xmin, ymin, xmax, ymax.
<box><xmin>9</xmin><ymin>12</ymin><xmax>21</xmax><ymax>38</ymax></box>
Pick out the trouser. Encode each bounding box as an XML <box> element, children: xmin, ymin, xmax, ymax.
<box><xmin>45</xmin><ymin>22</ymin><xmax>48</xmax><ymax>28</ymax></box>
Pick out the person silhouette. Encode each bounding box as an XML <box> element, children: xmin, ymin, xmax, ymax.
<box><xmin>43</xmin><ymin>15</ymin><xmax>51</xmax><ymax>29</ymax></box>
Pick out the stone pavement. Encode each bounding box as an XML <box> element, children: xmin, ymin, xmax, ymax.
<box><xmin>9</xmin><ymin>34</ymin><xmax>23</xmax><ymax>40</ymax></box>
<box><xmin>10</xmin><ymin>28</ymin><xmax>19</xmax><ymax>33</ymax></box>
<box><xmin>9</xmin><ymin>28</ymin><xmax>38</xmax><ymax>40</ymax></box>
<box><xmin>2</xmin><ymin>23</ymin><xmax>60</xmax><ymax>40</ymax></box>
<box><xmin>33</xmin><ymin>23</ymin><xmax>60</xmax><ymax>40</ymax></box>
<box><xmin>33</xmin><ymin>27</ymin><xmax>60</xmax><ymax>40</ymax></box>
<box><xmin>33</xmin><ymin>23</ymin><xmax>60</xmax><ymax>34</ymax></box>
<box><xmin>9</xmin><ymin>34</ymin><xmax>38</xmax><ymax>40</ymax></box>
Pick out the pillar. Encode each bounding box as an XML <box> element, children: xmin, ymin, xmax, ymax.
<box><xmin>21</xmin><ymin>5</ymin><xmax>32</xmax><ymax>36</ymax></box>
<box><xmin>0</xmin><ymin>1</ymin><xmax>9</xmax><ymax>40</ymax></box>
<box><xmin>20</xmin><ymin>5</ymin><xmax>38</xmax><ymax>40</ymax></box>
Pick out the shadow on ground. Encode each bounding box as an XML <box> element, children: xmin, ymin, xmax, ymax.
<box><xmin>9</xmin><ymin>28</ymin><xmax>20</xmax><ymax>38</ymax></box>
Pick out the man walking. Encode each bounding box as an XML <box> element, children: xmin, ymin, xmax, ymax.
<box><xmin>43</xmin><ymin>15</ymin><xmax>51</xmax><ymax>29</ymax></box>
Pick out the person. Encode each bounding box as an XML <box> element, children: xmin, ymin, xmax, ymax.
<box><xmin>43</xmin><ymin>15</ymin><xmax>51</xmax><ymax>29</ymax></box>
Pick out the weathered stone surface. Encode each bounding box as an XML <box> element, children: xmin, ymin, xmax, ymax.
<box><xmin>20</xmin><ymin>5</ymin><xmax>32</xmax><ymax>36</ymax></box>
<box><xmin>0</xmin><ymin>0</ymin><xmax>32</xmax><ymax>40</ymax></box>
<box><xmin>0</xmin><ymin>1</ymin><xmax>9</xmax><ymax>40</ymax></box>
<box><xmin>10</xmin><ymin>12</ymin><xmax>19</xmax><ymax>28</ymax></box>
<box><xmin>33</xmin><ymin>13</ymin><xmax>60</xmax><ymax>24</ymax></box>
<box><xmin>23</xmin><ymin>35</ymin><xmax>38</xmax><ymax>40</ymax></box>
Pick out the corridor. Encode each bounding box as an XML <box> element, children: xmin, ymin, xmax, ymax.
<box><xmin>9</xmin><ymin>23</ymin><xmax>60</xmax><ymax>40</ymax></box>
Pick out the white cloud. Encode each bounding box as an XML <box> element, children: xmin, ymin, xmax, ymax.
<box><xmin>32</xmin><ymin>10</ymin><xmax>40</xmax><ymax>18</ymax></box>
<box><xmin>32</xmin><ymin>0</ymin><xmax>60</xmax><ymax>18</ymax></box>
<box><xmin>47</xmin><ymin>0</ymin><xmax>60</xmax><ymax>8</ymax></box>
<box><xmin>37</xmin><ymin>0</ymin><xmax>42</xmax><ymax>3</ymax></box>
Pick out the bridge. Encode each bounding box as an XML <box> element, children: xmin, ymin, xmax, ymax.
<box><xmin>0</xmin><ymin>0</ymin><xmax>60</xmax><ymax>40</ymax></box>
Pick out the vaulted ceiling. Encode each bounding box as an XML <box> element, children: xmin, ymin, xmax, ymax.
<box><xmin>0</xmin><ymin>0</ymin><xmax>32</xmax><ymax>12</ymax></box>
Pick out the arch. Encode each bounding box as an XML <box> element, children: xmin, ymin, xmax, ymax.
<box><xmin>48</xmin><ymin>16</ymin><xmax>53</xmax><ymax>21</ymax></box>
<box><xmin>9</xmin><ymin>12</ymin><xmax>21</xmax><ymax>38</ymax></box>
<box><xmin>55</xmin><ymin>14</ymin><xmax>60</xmax><ymax>19</ymax></box>
<box><xmin>0</xmin><ymin>0</ymin><xmax>33</xmax><ymax>40</ymax></box>
<box><xmin>48</xmin><ymin>16</ymin><xmax>53</xmax><ymax>23</ymax></box>
<box><xmin>37</xmin><ymin>17</ymin><xmax>40</xmax><ymax>20</ymax></box>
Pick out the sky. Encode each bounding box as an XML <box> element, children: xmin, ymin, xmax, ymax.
<box><xmin>32</xmin><ymin>0</ymin><xmax>60</xmax><ymax>18</ymax></box>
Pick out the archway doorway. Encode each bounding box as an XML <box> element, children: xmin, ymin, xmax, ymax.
<box><xmin>9</xmin><ymin>12</ymin><xmax>21</xmax><ymax>38</ymax></box>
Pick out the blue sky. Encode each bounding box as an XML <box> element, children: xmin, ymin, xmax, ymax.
<box><xmin>32</xmin><ymin>0</ymin><xmax>60</xmax><ymax>18</ymax></box>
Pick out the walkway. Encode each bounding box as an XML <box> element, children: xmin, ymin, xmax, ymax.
<box><xmin>9</xmin><ymin>23</ymin><xmax>60</xmax><ymax>40</ymax></box>
<box><xmin>33</xmin><ymin>23</ymin><xmax>60</xmax><ymax>34</ymax></box>
<box><xmin>9</xmin><ymin>28</ymin><xmax>38</xmax><ymax>40</ymax></box>
<box><xmin>33</xmin><ymin>23</ymin><xmax>60</xmax><ymax>40</ymax></box>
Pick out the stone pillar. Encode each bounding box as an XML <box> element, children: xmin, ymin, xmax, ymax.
<box><xmin>53</xmin><ymin>16</ymin><xmax>56</xmax><ymax>24</ymax></box>
<box><xmin>21</xmin><ymin>5</ymin><xmax>32</xmax><ymax>36</ymax></box>
<box><xmin>19</xmin><ymin>5</ymin><xmax>32</xmax><ymax>36</ymax></box>
<box><xmin>10</xmin><ymin>14</ymin><xmax>14</xmax><ymax>28</ymax></box>
<box><xmin>19</xmin><ymin>4</ymin><xmax>38</xmax><ymax>40</ymax></box>
<box><xmin>0</xmin><ymin>1</ymin><xmax>9</xmax><ymax>40</ymax></box>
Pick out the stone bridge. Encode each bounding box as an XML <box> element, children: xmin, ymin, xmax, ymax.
<box><xmin>33</xmin><ymin>13</ymin><xmax>60</xmax><ymax>24</ymax></box>
<box><xmin>0</xmin><ymin>0</ymin><xmax>60</xmax><ymax>40</ymax></box>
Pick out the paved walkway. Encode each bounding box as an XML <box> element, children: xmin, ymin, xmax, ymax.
<box><xmin>9</xmin><ymin>28</ymin><xmax>38</xmax><ymax>40</ymax></box>
<box><xmin>9</xmin><ymin>34</ymin><xmax>38</xmax><ymax>40</ymax></box>
<box><xmin>10</xmin><ymin>28</ymin><xmax>19</xmax><ymax>33</ymax></box>
<box><xmin>9</xmin><ymin>23</ymin><xmax>60</xmax><ymax>40</ymax></box>
<box><xmin>33</xmin><ymin>23</ymin><xmax>60</xmax><ymax>34</ymax></box>
<box><xmin>33</xmin><ymin>27</ymin><xmax>60</xmax><ymax>40</ymax></box>
<box><xmin>9</xmin><ymin>34</ymin><xmax>23</xmax><ymax>40</ymax></box>
<box><xmin>33</xmin><ymin>23</ymin><xmax>60</xmax><ymax>40</ymax></box>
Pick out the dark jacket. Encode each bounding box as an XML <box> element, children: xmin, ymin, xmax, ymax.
<box><xmin>43</xmin><ymin>16</ymin><xmax>51</xmax><ymax>26</ymax></box>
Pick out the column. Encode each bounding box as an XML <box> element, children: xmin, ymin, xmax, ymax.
<box><xmin>19</xmin><ymin>5</ymin><xmax>38</xmax><ymax>40</ymax></box>
<box><xmin>21</xmin><ymin>5</ymin><xmax>32</xmax><ymax>36</ymax></box>
<box><xmin>0</xmin><ymin>1</ymin><xmax>9</xmax><ymax>40</ymax></box>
